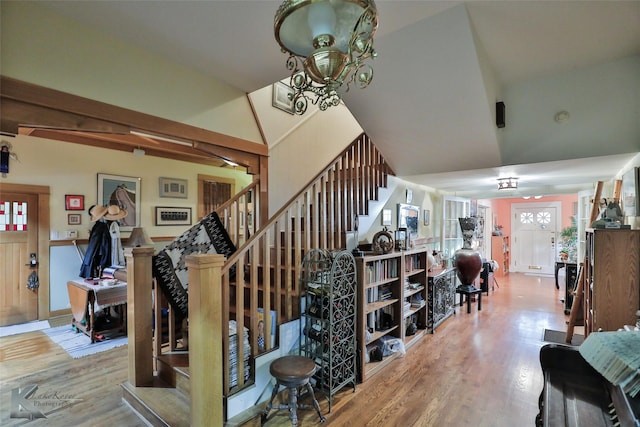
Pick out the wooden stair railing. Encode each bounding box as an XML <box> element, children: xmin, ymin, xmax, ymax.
<box><xmin>129</xmin><ymin>132</ymin><xmax>394</xmax><ymax>409</ymax></box>
<box><xmin>219</xmin><ymin>133</ymin><xmax>394</xmax><ymax>396</ymax></box>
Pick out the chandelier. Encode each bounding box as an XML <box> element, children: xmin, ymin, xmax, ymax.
<box><xmin>497</xmin><ymin>177</ymin><xmax>518</xmax><ymax>190</ymax></box>
<box><xmin>274</xmin><ymin>0</ymin><xmax>378</xmax><ymax>114</ymax></box>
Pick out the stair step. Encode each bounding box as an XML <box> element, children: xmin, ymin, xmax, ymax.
<box><xmin>121</xmin><ymin>380</ymin><xmax>190</xmax><ymax>427</ymax></box>
<box><xmin>156</xmin><ymin>352</ymin><xmax>191</xmax><ymax>397</ymax></box>
<box><xmin>175</xmin><ymin>366</ymin><xmax>190</xmax><ymax>397</ymax></box>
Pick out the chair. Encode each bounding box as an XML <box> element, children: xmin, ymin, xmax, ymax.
<box><xmin>261</xmin><ymin>355</ymin><xmax>326</xmax><ymax>426</ymax></box>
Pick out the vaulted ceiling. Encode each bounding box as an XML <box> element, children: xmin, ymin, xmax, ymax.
<box><xmin>32</xmin><ymin>1</ymin><xmax>640</xmax><ymax>198</ymax></box>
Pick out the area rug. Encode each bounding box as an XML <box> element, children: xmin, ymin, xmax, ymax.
<box><xmin>543</xmin><ymin>328</ymin><xmax>584</xmax><ymax>346</ymax></box>
<box><xmin>0</xmin><ymin>320</ymin><xmax>50</xmax><ymax>337</ymax></box>
<box><xmin>43</xmin><ymin>325</ymin><xmax>127</xmax><ymax>358</ymax></box>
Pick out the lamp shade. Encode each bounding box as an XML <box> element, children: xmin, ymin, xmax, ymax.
<box><xmin>275</xmin><ymin>0</ymin><xmax>375</xmax><ymax>57</ymax></box>
<box><xmin>127</xmin><ymin>227</ymin><xmax>153</xmax><ymax>247</ymax></box>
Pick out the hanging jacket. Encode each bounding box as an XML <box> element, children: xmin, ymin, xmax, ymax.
<box><xmin>79</xmin><ymin>220</ymin><xmax>112</xmax><ymax>278</ymax></box>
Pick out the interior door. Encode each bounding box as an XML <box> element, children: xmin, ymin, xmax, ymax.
<box><xmin>512</xmin><ymin>203</ymin><xmax>559</xmax><ymax>275</ymax></box>
<box><xmin>0</xmin><ymin>192</ymin><xmax>39</xmax><ymax>326</ymax></box>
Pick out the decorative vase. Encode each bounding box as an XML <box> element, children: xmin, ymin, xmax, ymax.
<box><xmin>453</xmin><ymin>217</ymin><xmax>482</xmax><ymax>292</ymax></box>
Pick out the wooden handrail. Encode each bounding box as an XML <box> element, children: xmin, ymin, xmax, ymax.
<box><xmin>218</xmin><ymin>133</ymin><xmax>393</xmax><ymax>396</ymax></box>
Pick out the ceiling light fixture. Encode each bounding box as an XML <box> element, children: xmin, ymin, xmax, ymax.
<box><xmin>497</xmin><ymin>177</ymin><xmax>518</xmax><ymax>190</ymax></box>
<box><xmin>274</xmin><ymin>0</ymin><xmax>378</xmax><ymax>114</ymax></box>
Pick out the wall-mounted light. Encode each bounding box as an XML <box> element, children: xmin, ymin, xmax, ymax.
<box><xmin>497</xmin><ymin>177</ymin><xmax>518</xmax><ymax>190</ymax></box>
<box><xmin>132</xmin><ymin>148</ymin><xmax>146</xmax><ymax>157</ymax></box>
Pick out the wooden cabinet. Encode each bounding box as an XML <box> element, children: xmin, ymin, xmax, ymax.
<box><xmin>427</xmin><ymin>267</ymin><xmax>457</xmax><ymax>333</ymax></box>
<box><xmin>355</xmin><ymin>248</ymin><xmax>429</xmax><ymax>381</ymax></box>
<box><xmin>583</xmin><ymin>229</ymin><xmax>640</xmax><ymax>337</ymax></box>
<box><xmin>491</xmin><ymin>235</ymin><xmax>510</xmax><ymax>276</ymax></box>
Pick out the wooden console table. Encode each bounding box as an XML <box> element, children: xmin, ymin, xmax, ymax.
<box><xmin>67</xmin><ymin>279</ymin><xmax>127</xmax><ymax>343</ymax></box>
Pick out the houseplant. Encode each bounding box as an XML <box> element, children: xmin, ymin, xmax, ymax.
<box><xmin>559</xmin><ymin>216</ymin><xmax>577</xmax><ymax>262</ymax></box>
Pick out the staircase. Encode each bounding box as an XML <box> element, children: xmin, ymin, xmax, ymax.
<box><xmin>123</xmin><ymin>133</ymin><xmax>395</xmax><ymax>425</ymax></box>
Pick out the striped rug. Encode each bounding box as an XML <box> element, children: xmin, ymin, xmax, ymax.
<box><xmin>44</xmin><ymin>325</ymin><xmax>128</xmax><ymax>358</ymax></box>
<box><xmin>0</xmin><ymin>320</ymin><xmax>50</xmax><ymax>337</ymax></box>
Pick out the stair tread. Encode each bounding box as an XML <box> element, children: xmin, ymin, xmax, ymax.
<box><xmin>122</xmin><ymin>381</ymin><xmax>190</xmax><ymax>427</ymax></box>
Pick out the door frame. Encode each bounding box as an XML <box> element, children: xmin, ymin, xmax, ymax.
<box><xmin>1</xmin><ymin>183</ymin><xmax>51</xmax><ymax>320</ymax></box>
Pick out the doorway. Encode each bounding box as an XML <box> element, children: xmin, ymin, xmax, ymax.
<box><xmin>198</xmin><ymin>174</ymin><xmax>234</xmax><ymax>219</ymax></box>
<box><xmin>0</xmin><ymin>184</ymin><xmax>50</xmax><ymax>326</ymax></box>
<box><xmin>511</xmin><ymin>202</ymin><xmax>561</xmax><ymax>275</ymax></box>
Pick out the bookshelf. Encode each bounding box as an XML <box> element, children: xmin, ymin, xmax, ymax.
<box><xmin>355</xmin><ymin>248</ymin><xmax>429</xmax><ymax>381</ymax></box>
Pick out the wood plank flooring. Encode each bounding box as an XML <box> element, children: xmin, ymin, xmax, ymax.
<box><xmin>0</xmin><ymin>273</ymin><xmax>577</xmax><ymax>426</ymax></box>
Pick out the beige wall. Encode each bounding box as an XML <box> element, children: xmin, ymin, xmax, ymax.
<box><xmin>4</xmin><ymin>135</ymin><xmax>251</xmax><ymax>240</ymax></box>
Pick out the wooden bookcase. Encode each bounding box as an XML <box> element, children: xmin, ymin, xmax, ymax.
<box><xmin>355</xmin><ymin>248</ymin><xmax>429</xmax><ymax>382</ymax></box>
<box><xmin>583</xmin><ymin>228</ymin><xmax>640</xmax><ymax>337</ymax></box>
<box><xmin>491</xmin><ymin>235</ymin><xmax>510</xmax><ymax>276</ymax></box>
<box><xmin>401</xmin><ymin>248</ymin><xmax>429</xmax><ymax>349</ymax></box>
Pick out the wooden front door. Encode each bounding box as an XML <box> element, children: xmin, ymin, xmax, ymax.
<box><xmin>0</xmin><ymin>192</ymin><xmax>39</xmax><ymax>326</ymax></box>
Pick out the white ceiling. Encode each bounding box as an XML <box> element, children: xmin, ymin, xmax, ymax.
<box><xmin>39</xmin><ymin>0</ymin><xmax>640</xmax><ymax>199</ymax></box>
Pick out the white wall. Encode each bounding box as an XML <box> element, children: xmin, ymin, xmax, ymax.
<box><xmin>249</xmin><ymin>85</ymin><xmax>364</xmax><ymax>215</ymax></box>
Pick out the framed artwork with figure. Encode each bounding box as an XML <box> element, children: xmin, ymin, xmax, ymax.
<box><xmin>97</xmin><ymin>173</ymin><xmax>141</xmax><ymax>230</ymax></box>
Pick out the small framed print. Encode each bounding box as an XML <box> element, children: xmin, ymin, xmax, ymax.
<box><xmin>424</xmin><ymin>210</ymin><xmax>430</xmax><ymax>226</ymax></box>
<box><xmin>68</xmin><ymin>213</ymin><xmax>82</xmax><ymax>225</ymax></box>
<box><xmin>65</xmin><ymin>195</ymin><xmax>84</xmax><ymax>211</ymax></box>
<box><xmin>406</xmin><ymin>189</ymin><xmax>413</xmax><ymax>204</ymax></box>
<box><xmin>155</xmin><ymin>206</ymin><xmax>192</xmax><ymax>226</ymax></box>
<box><xmin>272</xmin><ymin>81</ymin><xmax>295</xmax><ymax>114</ymax></box>
<box><xmin>382</xmin><ymin>209</ymin><xmax>392</xmax><ymax>226</ymax></box>
<box><xmin>159</xmin><ymin>177</ymin><xmax>188</xmax><ymax>198</ymax></box>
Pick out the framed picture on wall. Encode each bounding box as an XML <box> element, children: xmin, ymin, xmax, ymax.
<box><xmin>621</xmin><ymin>167</ymin><xmax>639</xmax><ymax>217</ymax></box>
<box><xmin>68</xmin><ymin>213</ymin><xmax>81</xmax><ymax>225</ymax></box>
<box><xmin>159</xmin><ymin>177</ymin><xmax>188</xmax><ymax>198</ymax></box>
<box><xmin>97</xmin><ymin>173</ymin><xmax>141</xmax><ymax>230</ymax></box>
<box><xmin>155</xmin><ymin>206</ymin><xmax>192</xmax><ymax>226</ymax></box>
<box><xmin>65</xmin><ymin>195</ymin><xmax>84</xmax><ymax>211</ymax></box>
<box><xmin>382</xmin><ymin>209</ymin><xmax>392</xmax><ymax>226</ymax></box>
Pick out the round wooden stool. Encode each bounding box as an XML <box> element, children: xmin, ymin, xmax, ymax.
<box><xmin>261</xmin><ymin>355</ymin><xmax>326</xmax><ymax>426</ymax></box>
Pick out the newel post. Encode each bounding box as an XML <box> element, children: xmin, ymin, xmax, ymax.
<box><xmin>125</xmin><ymin>246</ymin><xmax>154</xmax><ymax>386</ymax></box>
<box><xmin>186</xmin><ymin>253</ymin><xmax>225</xmax><ymax>426</ymax></box>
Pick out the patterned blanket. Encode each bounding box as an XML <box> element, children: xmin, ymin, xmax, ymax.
<box><xmin>152</xmin><ymin>211</ymin><xmax>236</xmax><ymax>318</ymax></box>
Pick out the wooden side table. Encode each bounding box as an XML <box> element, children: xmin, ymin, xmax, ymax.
<box><xmin>67</xmin><ymin>279</ymin><xmax>127</xmax><ymax>343</ymax></box>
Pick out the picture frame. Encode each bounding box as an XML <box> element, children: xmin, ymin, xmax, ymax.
<box><xmin>621</xmin><ymin>167</ymin><xmax>639</xmax><ymax>217</ymax></box>
<box><xmin>97</xmin><ymin>173</ymin><xmax>141</xmax><ymax>230</ymax></box>
<box><xmin>68</xmin><ymin>213</ymin><xmax>81</xmax><ymax>225</ymax></box>
<box><xmin>424</xmin><ymin>210</ymin><xmax>430</xmax><ymax>226</ymax></box>
<box><xmin>382</xmin><ymin>209</ymin><xmax>392</xmax><ymax>226</ymax></box>
<box><xmin>65</xmin><ymin>194</ymin><xmax>84</xmax><ymax>211</ymax></box>
<box><xmin>159</xmin><ymin>177</ymin><xmax>188</xmax><ymax>198</ymax></box>
<box><xmin>155</xmin><ymin>206</ymin><xmax>192</xmax><ymax>226</ymax></box>
<box><xmin>398</xmin><ymin>203</ymin><xmax>420</xmax><ymax>238</ymax></box>
<box><xmin>272</xmin><ymin>81</ymin><xmax>295</xmax><ymax>114</ymax></box>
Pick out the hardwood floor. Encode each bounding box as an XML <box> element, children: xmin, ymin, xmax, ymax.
<box><xmin>0</xmin><ymin>273</ymin><xmax>577</xmax><ymax>426</ymax></box>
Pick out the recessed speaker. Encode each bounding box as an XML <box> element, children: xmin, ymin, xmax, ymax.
<box><xmin>496</xmin><ymin>101</ymin><xmax>505</xmax><ymax>128</ymax></box>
